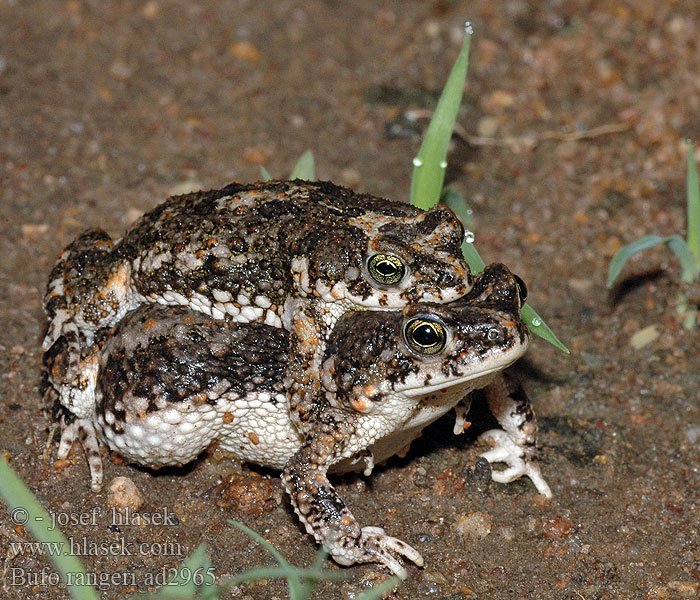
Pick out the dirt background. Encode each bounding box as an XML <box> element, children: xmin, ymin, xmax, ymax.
<box><xmin>1</xmin><ymin>1</ymin><xmax>699</xmax><ymax>599</ymax></box>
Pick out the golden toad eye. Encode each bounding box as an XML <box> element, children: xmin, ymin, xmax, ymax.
<box><xmin>404</xmin><ymin>318</ymin><xmax>447</xmax><ymax>355</ymax></box>
<box><xmin>367</xmin><ymin>254</ymin><xmax>406</xmax><ymax>286</ymax></box>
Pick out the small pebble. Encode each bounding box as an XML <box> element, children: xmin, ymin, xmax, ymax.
<box><xmin>685</xmin><ymin>425</ymin><xmax>700</xmax><ymax>444</ymax></box>
<box><xmin>107</xmin><ymin>477</ymin><xmax>144</xmax><ymax>511</ymax></box>
<box><xmin>109</xmin><ymin>59</ymin><xmax>133</xmax><ymax>80</ymax></box>
<box><xmin>497</xmin><ymin>526</ymin><xmax>514</xmax><ymax>541</ymax></box>
<box><xmin>141</xmin><ymin>1</ymin><xmax>159</xmax><ymax>19</ymax></box>
<box><xmin>476</xmin><ymin>115</ymin><xmax>499</xmax><ymax>137</ymax></box>
<box><xmin>532</xmin><ymin>493</ymin><xmax>550</xmax><ymax>508</ymax></box>
<box><xmin>668</xmin><ymin>581</ymin><xmax>700</xmax><ymax>597</ymax></box>
<box><xmin>454</xmin><ymin>511</ymin><xmax>492</xmax><ymax>539</ymax></box>
<box><xmin>242</xmin><ymin>147</ymin><xmax>269</xmax><ymax>165</ymax></box>
<box><xmin>629</xmin><ymin>325</ymin><xmax>659</xmax><ymax>349</ymax></box>
<box><xmin>22</xmin><ymin>223</ymin><xmax>50</xmax><ymax>238</ymax></box>
<box><xmin>217</xmin><ymin>472</ymin><xmax>275</xmax><ymax>516</ymax></box>
<box><xmin>229</xmin><ymin>41</ymin><xmax>261</xmax><ymax>63</ymax></box>
<box><xmin>542</xmin><ymin>517</ymin><xmax>574</xmax><ymax>538</ymax></box>
<box><xmin>124</xmin><ymin>208</ymin><xmax>144</xmax><ymax>224</ymax></box>
<box><xmin>568</xmin><ymin>277</ymin><xmax>593</xmax><ymax>293</ymax></box>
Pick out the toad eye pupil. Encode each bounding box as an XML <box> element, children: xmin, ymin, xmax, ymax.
<box><xmin>367</xmin><ymin>254</ymin><xmax>406</xmax><ymax>286</ymax></box>
<box><xmin>404</xmin><ymin>318</ymin><xmax>447</xmax><ymax>355</ymax></box>
<box><xmin>414</xmin><ymin>324</ymin><xmax>439</xmax><ymax>345</ymax></box>
<box><xmin>376</xmin><ymin>262</ymin><xmax>396</xmax><ymax>275</ymax></box>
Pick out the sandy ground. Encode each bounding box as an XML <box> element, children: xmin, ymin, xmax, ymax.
<box><xmin>1</xmin><ymin>1</ymin><xmax>699</xmax><ymax>599</ymax></box>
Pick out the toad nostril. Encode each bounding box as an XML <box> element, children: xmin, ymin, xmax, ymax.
<box><xmin>513</xmin><ymin>273</ymin><xmax>528</xmax><ymax>304</ymax></box>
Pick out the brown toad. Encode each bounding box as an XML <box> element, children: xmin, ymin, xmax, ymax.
<box><xmin>42</xmin><ymin>180</ymin><xmax>472</xmax><ymax>488</ymax></box>
<box><xmin>44</xmin><ymin>263</ymin><xmax>551</xmax><ymax>578</ymax></box>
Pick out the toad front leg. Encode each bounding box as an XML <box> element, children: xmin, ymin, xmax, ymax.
<box><xmin>478</xmin><ymin>372</ymin><xmax>553</xmax><ymax>498</ymax></box>
<box><xmin>43</xmin><ymin>229</ymin><xmax>136</xmax><ymax>415</ymax></box>
<box><xmin>42</xmin><ymin>340</ymin><xmax>105</xmax><ymax>490</ymax></box>
<box><xmin>281</xmin><ymin>409</ymin><xmax>424</xmax><ymax>579</ymax></box>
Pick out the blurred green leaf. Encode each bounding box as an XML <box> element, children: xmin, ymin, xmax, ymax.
<box><xmin>667</xmin><ymin>235</ymin><xmax>698</xmax><ymax>283</ymax></box>
<box><xmin>441</xmin><ymin>186</ymin><xmax>473</xmax><ymax>228</ymax></box>
<box><xmin>229</xmin><ymin>521</ymin><xmax>305</xmax><ymax>597</ymax></box>
<box><xmin>607</xmin><ymin>234</ymin><xmax>667</xmax><ymax>287</ymax></box>
<box><xmin>260</xmin><ymin>165</ymin><xmax>272</xmax><ymax>181</ymax></box>
<box><xmin>461</xmin><ymin>240</ymin><xmax>485</xmax><ymax>273</ymax></box>
<box><xmin>228</xmin><ymin>521</ymin><xmax>345</xmax><ymax>600</ymax></box>
<box><xmin>290</xmin><ymin>150</ymin><xmax>316</xmax><ymax>181</ymax></box>
<box><xmin>0</xmin><ymin>457</ymin><xmax>100</xmax><ymax>600</ymax></box>
<box><xmin>606</xmin><ymin>234</ymin><xmax>697</xmax><ymax>287</ymax></box>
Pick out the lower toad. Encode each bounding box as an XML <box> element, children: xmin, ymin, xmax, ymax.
<box><xmin>44</xmin><ymin>263</ymin><xmax>551</xmax><ymax>578</ymax></box>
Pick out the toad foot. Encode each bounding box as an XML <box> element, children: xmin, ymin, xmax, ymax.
<box><xmin>57</xmin><ymin>418</ymin><xmax>104</xmax><ymax>491</ymax></box>
<box><xmin>326</xmin><ymin>526</ymin><xmax>424</xmax><ymax>580</ymax></box>
<box><xmin>479</xmin><ymin>428</ymin><xmax>552</xmax><ymax>498</ymax></box>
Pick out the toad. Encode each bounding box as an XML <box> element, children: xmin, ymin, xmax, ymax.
<box><xmin>44</xmin><ymin>263</ymin><xmax>551</xmax><ymax>578</ymax></box>
<box><xmin>43</xmin><ymin>180</ymin><xmax>472</xmax><ymax>460</ymax></box>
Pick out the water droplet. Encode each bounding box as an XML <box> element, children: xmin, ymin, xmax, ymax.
<box><xmin>440</xmin><ymin>160</ymin><xmax>448</xmax><ymax>169</ymax></box>
<box><xmin>466</xmin><ymin>208</ymin><xmax>473</xmax><ymax>216</ymax></box>
<box><xmin>464</xmin><ymin>231</ymin><xmax>475</xmax><ymax>243</ymax></box>
<box><xmin>412</xmin><ymin>157</ymin><xmax>423</xmax><ymax>167</ymax></box>
<box><xmin>531</xmin><ymin>317</ymin><xmax>542</xmax><ymax>327</ymax></box>
<box><xmin>465</xmin><ymin>21</ymin><xmax>474</xmax><ymax>35</ymax></box>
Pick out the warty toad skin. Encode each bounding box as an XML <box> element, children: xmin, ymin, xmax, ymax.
<box><xmin>42</xmin><ymin>180</ymin><xmax>473</xmax><ymax>449</ymax></box>
<box><xmin>44</xmin><ymin>263</ymin><xmax>551</xmax><ymax>579</ymax></box>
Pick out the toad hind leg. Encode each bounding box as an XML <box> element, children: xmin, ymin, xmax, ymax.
<box><xmin>281</xmin><ymin>409</ymin><xmax>424</xmax><ymax>579</ymax></box>
<box><xmin>479</xmin><ymin>372</ymin><xmax>553</xmax><ymax>498</ymax></box>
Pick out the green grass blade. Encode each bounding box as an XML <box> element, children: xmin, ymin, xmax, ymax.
<box><xmin>686</xmin><ymin>142</ymin><xmax>700</xmax><ymax>263</ymax></box>
<box><xmin>667</xmin><ymin>234</ymin><xmax>698</xmax><ymax>283</ymax></box>
<box><xmin>606</xmin><ymin>234</ymin><xmax>668</xmax><ymax>287</ymax></box>
<box><xmin>260</xmin><ymin>165</ymin><xmax>272</xmax><ymax>181</ymax></box>
<box><xmin>290</xmin><ymin>150</ymin><xmax>316</xmax><ymax>181</ymax></box>
<box><xmin>521</xmin><ymin>303</ymin><xmax>570</xmax><ymax>354</ymax></box>
<box><xmin>297</xmin><ymin>546</ymin><xmax>331</xmax><ymax>598</ymax></box>
<box><xmin>229</xmin><ymin>520</ymin><xmax>306</xmax><ymax>597</ymax></box>
<box><xmin>410</xmin><ymin>24</ymin><xmax>472</xmax><ymax>210</ymax></box>
<box><xmin>164</xmin><ymin>545</ymin><xmax>214</xmax><ymax>594</ymax></box>
<box><xmin>461</xmin><ymin>239</ymin><xmax>485</xmax><ymax>273</ymax></box>
<box><xmin>356</xmin><ymin>576</ymin><xmax>402</xmax><ymax>599</ymax></box>
<box><xmin>135</xmin><ymin>545</ymin><xmax>218</xmax><ymax>598</ymax></box>
<box><xmin>441</xmin><ymin>186</ymin><xmax>473</xmax><ymax>228</ymax></box>
<box><xmin>229</xmin><ymin>521</ymin><xmax>290</xmax><ymax>568</ymax></box>
<box><xmin>0</xmin><ymin>456</ymin><xmax>100</xmax><ymax>600</ymax></box>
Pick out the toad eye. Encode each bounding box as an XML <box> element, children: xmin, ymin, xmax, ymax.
<box><xmin>367</xmin><ymin>254</ymin><xmax>406</xmax><ymax>286</ymax></box>
<box><xmin>404</xmin><ymin>318</ymin><xmax>447</xmax><ymax>355</ymax></box>
<box><xmin>513</xmin><ymin>273</ymin><xmax>528</xmax><ymax>304</ymax></box>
